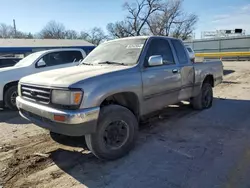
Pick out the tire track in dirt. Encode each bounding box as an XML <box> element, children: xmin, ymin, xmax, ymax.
<box><xmin>0</xmin><ymin>133</ymin><xmax>91</xmax><ymax>188</ymax></box>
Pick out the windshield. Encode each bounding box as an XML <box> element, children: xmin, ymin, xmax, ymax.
<box><xmin>81</xmin><ymin>38</ymin><xmax>146</xmax><ymax>65</ymax></box>
<box><xmin>14</xmin><ymin>51</ymin><xmax>44</xmax><ymax>67</ymax></box>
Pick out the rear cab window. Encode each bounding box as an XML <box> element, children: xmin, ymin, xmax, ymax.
<box><xmin>171</xmin><ymin>39</ymin><xmax>189</xmax><ymax>65</ymax></box>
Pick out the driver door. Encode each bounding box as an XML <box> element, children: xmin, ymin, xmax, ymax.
<box><xmin>141</xmin><ymin>38</ymin><xmax>182</xmax><ymax>115</ymax></box>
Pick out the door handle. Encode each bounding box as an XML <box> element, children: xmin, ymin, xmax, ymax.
<box><xmin>172</xmin><ymin>69</ymin><xmax>179</xmax><ymax>74</ymax></box>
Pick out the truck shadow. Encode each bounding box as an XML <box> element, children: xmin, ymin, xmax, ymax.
<box><xmin>0</xmin><ymin>109</ymin><xmax>28</xmax><ymax>124</ymax></box>
<box><xmin>140</xmin><ymin>101</ymin><xmax>197</xmax><ymax>130</ymax></box>
<box><xmin>48</xmin><ymin>97</ymin><xmax>250</xmax><ymax>187</ymax></box>
<box><xmin>50</xmin><ymin>132</ymin><xmax>88</xmax><ymax>149</ymax></box>
<box><xmin>0</xmin><ymin>109</ymin><xmax>29</xmax><ymax>124</ymax></box>
<box><xmin>49</xmin><ymin>102</ymin><xmax>198</xmax><ymax>186</ymax></box>
<box><xmin>223</xmin><ymin>69</ymin><xmax>235</xmax><ymax>76</ymax></box>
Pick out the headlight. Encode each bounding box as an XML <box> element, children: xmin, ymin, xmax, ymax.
<box><xmin>51</xmin><ymin>90</ymin><xmax>83</xmax><ymax>106</ymax></box>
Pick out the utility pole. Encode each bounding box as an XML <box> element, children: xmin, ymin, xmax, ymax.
<box><xmin>13</xmin><ymin>19</ymin><xmax>17</xmax><ymax>38</ymax></box>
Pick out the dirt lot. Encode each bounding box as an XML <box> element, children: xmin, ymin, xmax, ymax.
<box><xmin>1</xmin><ymin>61</ymin><xmax>250</xmax><ymax>188</ymax></box>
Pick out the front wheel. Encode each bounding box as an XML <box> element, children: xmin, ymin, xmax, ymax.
<box><xmin>4</xmin><ymin>85</ymin><xmax>18</xmax><ymax>110</ymax></box>
<box><xmin>85</xmin><ymin>105</ymin><xmax>138</xmax><ymax>160</ymax></box>
<box><xmin>191</xmin><ymin>83</ymin><xmax>213</xmax><ymax>110</ymax></box>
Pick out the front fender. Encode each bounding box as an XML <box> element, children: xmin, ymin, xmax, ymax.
<box><xmin>77</xmin><ymin>71</ymin><xmax>142</xmax><ymax>109</ymax></box>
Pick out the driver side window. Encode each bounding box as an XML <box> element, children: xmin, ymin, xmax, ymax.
<box><xmin>37</xmin><ymin>51</ymin><xmax>83</xmax><ymax>68</ymax></box>
<box><xmin>144</xmin><ymin>38</ymin><xmax>175</xmax><ymax>67</ymax></box>
<box><xmin>41</xmin><ymin>52</ymin><xmax>63</xmax><ymax>67</ymax></box>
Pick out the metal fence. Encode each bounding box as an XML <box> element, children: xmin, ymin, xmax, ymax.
<box><xmin>184</xmin><ymin>35</ymin><xmax>250</xmax><ymax>53</ymax></box>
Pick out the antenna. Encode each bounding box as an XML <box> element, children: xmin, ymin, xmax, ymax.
<box><xmin>13</xmin><ymin>19</ymin><xmax>17</xmax><ymax>38</ymax></box>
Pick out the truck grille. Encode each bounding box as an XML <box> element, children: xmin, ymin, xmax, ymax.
<box><xmin>21</xmin><ymin>85</ymin><xmax>51</xmax><ymax>104</ymax></box>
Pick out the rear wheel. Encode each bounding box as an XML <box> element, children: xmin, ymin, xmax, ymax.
<box><xmin>4</xmin><ymin>85</ymin><xmax>18</xmax><ymax>110</ymax></box>
<box><xmin>85</xmin><ymin>105</ymin><xmax>138</xmax><ymax>160</ymax></box>
<box><xmin>191</xmin><ymin>83</ymin><xmax>213</xmax><ymax>110</ymax></box>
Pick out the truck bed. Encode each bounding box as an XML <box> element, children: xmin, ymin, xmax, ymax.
<box><xmin>194</xmin><ymin>60</ymin><xmax>223</xmax><ymax>87</ymax></box>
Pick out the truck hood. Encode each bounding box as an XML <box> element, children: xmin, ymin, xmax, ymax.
<box><xmin>20</xmin><ymin>65</ymin><xmax>130</xmax><ymax>87</ymax></box>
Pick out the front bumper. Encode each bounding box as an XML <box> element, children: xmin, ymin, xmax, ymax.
<box><xmin>16</xmin><ymin>96</ymin><xmax>100</xmax><ymax>136</ymax></box>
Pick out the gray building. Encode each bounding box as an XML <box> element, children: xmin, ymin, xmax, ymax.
<box><xmin>0</xmin><ymin>39</ymin><xmax>95</xmax><ymax>56</ymax></box>
<box><xmin>184</xmin><ymin>35</ymin><xmax>250</xmax><ymax>53</ymax></box>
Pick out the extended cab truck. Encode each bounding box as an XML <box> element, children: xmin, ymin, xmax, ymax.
<box><xmin>16</xmin><ymin>36</ymin><xmax>223</xmax><ymax>160</ymax></box>
<box><xmin>0</xmin><ymin>48</ymin><xmax>86</xmax><ymax>110</ymax></box>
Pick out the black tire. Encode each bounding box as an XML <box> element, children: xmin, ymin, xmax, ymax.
<box><xmin>191</xmin><ymin>83</ymin><xmax>213</xmax><ymax>110</ymax></box>
<box><xmin>4</xmin><ymin>85</ymin><xmax>18</xmax><ymax>110</ymax></box>
<box><xmin>85</xmin><ymin>105</ymin><xmax>138</xmax><ymax>160</ymax></box>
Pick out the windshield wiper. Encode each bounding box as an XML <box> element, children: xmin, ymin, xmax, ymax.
<box><xmin>98</xmin><ymin>61</ymin><xmax>127</xmax><ymax>66</ymax></box>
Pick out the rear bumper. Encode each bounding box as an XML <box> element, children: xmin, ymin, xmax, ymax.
<box><xmin>16</xmin><ymin>96</ymin><xmax>100</xmax><ymax>136</ymax></box>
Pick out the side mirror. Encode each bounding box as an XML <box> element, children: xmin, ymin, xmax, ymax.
<box><xmin>37</xmin><ymin>59</ymin><xmax>46</xmax><ymax>68</ymax></box>
<box><xmin>148</xmin><ymin>55</ymin><xmax>163</xmax><ymax>67</ymax></box>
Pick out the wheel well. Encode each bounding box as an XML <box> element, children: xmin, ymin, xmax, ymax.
<box><xmin>3</xmin><ymin>81</ymin><xmax>19</xmax><ymax>99</ymax></box>
<box><xmin>203</xmin><ymin>75</ymin><xmax>214</xmax><ymax>87</ymax></box>
<box><xmin>100</xmin><ymin>92</ymin><xmax>140</xmax><ymax>119</ymax></box>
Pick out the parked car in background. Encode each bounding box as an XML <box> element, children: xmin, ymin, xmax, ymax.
<box><xmin>185</xmin><ymin>45</ymin><xmax>195</xmax><ymax>62</ymax></box>
<box><xmin>0</xmin><ymin>57</ymin><xmax>22</xmax><ymax>68</ymax></box>
<box><xmin>0</xmin><ymin>48</ymin><xmax>86</xmax><ymax>110</ymax></box>
<box><xmin>17</xmin><ymin>36</ymin><xmax>223</xmax><ymax>160</ymax></box>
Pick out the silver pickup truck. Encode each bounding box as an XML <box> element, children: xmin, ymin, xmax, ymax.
<box><xmin>16</xmin><ymin>36</ymin><xmax>223</xmax><ymax>160</ymax></box>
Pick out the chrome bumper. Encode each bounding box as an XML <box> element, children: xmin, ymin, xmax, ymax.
<box><xmin>16</xmin><ymin>96</ymin><xmax>100</xmax><ymax>136</ymax></box>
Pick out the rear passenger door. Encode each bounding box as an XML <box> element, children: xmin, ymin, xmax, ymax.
<box><xmin>171</xmin><ymin>39</ymin><xmax>195</xmax><ymax>100</ymax></box>
<box><xmin>141</xmin><ymin>38</ymin><xmax>182</xmax><ymax>115</ymax></box>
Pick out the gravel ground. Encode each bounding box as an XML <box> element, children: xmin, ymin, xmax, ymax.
<box><xmin>0</xmin><ymin>61</ymin><xmax>250</xmax><ymax>188</ymax></box>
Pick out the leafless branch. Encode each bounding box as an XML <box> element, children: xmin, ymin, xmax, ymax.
<box><xmin>39</xmin><ymin>21</ymin><xmax>66</xmax><ymax>39</ymax></box>
<box><xmin>79</xmin><ymin>27</ymin><xmax>107</xmax><ymax>45</ymax></box>
<box><xmin>108</xmin><ymin>0</ymin><xmax>198</xmax><ymax>40</ymax></box>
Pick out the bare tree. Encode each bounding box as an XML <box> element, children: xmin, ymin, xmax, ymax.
<box><xmin>125</xmin><ymin>0</ymin><xmax>162</xmax><ymax>36</ymax></box>
<box><xmin>107</xmin><ymin>0</ymin><xmax>198</xmax><ymax>40</ymax></box>
<box><xmin>39</xmin><ymin>21</ymin><xmax>66</xmax><ymax>39</ymax></box>
<box><xmin>65</xmin><ymin>30</ymin><xmax>78</xmax><ymax>39</ymax></box>
<box><xmin>107</xmin><ymin>0</ymin><xmax>162</xmax><ymax>38</ymax></box>
<box><xmin>147</xmin><ymin>0</ymin><xmax>198</xmax><ymax>39</ymax></box>
<box><xmin>107</xmin><ymin>21</ymin><xmax>133</xmax><ymax>38</ymax></box>
<box><xmin>146</xmin><ymin>0</ymin><xmax>183</xmax><ymax>36</ymax></box>
<box><xmin>0</xmin><ymin>23</ymin><xmax>15</xmax><ymax>38</ymax></box>
<box><xmin>0</xmin><ymin>23</ymin><xmax>34</xmax><ymax>39</ymax></box>
<box><xmin>26</xmin><ymin>32</ymin><xmax>34</xmax><ymax>39</ymax></box>
<box><xmin>171</xmin><ymin>14</ymin><xmax>198</xmax><ymax>40</ymax></box>
<box><xmin>79</xmin><ymin>27</ymin><xmax>107</xmax><ymax>45</ymax></box>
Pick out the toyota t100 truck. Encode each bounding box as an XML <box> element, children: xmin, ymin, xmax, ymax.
<box><xmin>17</xmin><ymin>36</ymin><xmax>223</xmax><ymax>160</ymax></box>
